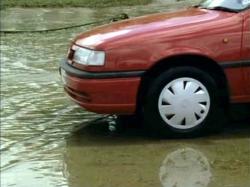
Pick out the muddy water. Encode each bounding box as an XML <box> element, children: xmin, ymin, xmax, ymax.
<box><xmin>0</xmin><ymin>1</ymin><xmax>249</xmax><ymax>187</ymax></box>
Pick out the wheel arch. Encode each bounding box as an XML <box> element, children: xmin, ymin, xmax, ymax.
<box><xmin>137</xmin><ymin>54</ymin><xmax>230</xmax><ymax>112</ymax></box>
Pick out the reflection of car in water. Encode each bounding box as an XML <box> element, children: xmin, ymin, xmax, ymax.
<box><xmin>64</xmin><ymin>129</ymin><xmax>250</xmax><ymax>187</ymax></box>
<box><xmin>60</xmin><ymin>0</ymin><xmax>250</xmax><ymax>137</ymax></box>
<box><xmin>159</xmin><ymin>148</ymin><xmax>211</xmax><ymax>187</ymax></box>
<box><xmin>64</xmin><ymin>143</ymin><xmax>212</xmax><ymax>187</ymax></box>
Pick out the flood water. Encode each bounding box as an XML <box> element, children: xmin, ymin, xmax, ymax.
<box><xmin>0</xmin><ymin>1</ymin><xmax>250</xmax><ymax>187</ymax></box>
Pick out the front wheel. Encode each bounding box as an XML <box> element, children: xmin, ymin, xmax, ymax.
<box><xmin>143</xmin><ymin>67</ymin><xmax>225</xmax><ymax>137</ymax></box>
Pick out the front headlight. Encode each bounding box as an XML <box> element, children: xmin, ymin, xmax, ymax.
<box><xmin>73</xmin><ymin>46</ymin><xmax>105</xmax><ymax>66</ymax></box>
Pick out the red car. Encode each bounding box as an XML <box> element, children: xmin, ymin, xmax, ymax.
<box><xmin>60</xmin><ymin>0</ymin><xmax>250</xmax><ymax>137</ymax></box>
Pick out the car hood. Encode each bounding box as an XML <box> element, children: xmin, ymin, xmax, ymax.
<box><xmin>74</xmin><ymin>8</ymin><xmax>231</xmax><ymax>50</ymax></box>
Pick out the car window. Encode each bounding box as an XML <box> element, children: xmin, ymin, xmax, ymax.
<box><xmin>242</xmin><ymin>0</ymin><xmax>250</xmax><ymax>7</ymax></box>
<box><xmin>199</xmin><ymin>0</ymin><xmax>250</xmax><ymax>12</ymax></box>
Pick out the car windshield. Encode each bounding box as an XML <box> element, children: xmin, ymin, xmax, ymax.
<box><xmin>198</xmin><ymin>0</ymin><xmax>250</xmax><ymax>12</ymax></box>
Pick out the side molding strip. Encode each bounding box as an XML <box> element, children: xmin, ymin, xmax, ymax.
<box><xmin>220</xmin><ymin>60</ymin><xmax>250</xmax><ymax>69</ymax></box>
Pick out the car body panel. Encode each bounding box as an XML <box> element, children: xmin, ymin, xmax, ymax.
<box><xmin>242</xmin><ymin>9</ymin><xmax>250</xmax><ymax>95</ymax></box>
<box><xmin>61</xmin><ymin>66</ymin><xmax>140</xmax><ymax>114</ymax></box>
<box><xmin>61</xmin><ymin>7</ymin><xmax>250</xmax><ymax>114</ymax></box>
<box><xmin>73</xmin><ymin>8</ymin><xmax>243</xmax><ymax>72</ymax></box>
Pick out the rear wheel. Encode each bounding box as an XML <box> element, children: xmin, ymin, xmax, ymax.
<box><xmin>142</xmin><ymin>66</ymin><xmax>225</xmax><ymax>137</ymax></box>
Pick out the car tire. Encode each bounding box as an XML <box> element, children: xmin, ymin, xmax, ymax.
<box><xmin>142</xmin><ymin>66</ymin><xmax>226</xmax><ymax>138</ymax></box>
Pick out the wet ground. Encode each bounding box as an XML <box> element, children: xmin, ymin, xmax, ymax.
<box><xmin>0</xmin><ymin>1</ymin><xmax>250</xmax><ymax>187</ymax></box>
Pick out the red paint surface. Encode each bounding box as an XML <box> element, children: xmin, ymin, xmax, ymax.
<box><xmin>242</xmin><ymin>9</ymin><xmax>250</xmax><ymax>95</ymax></box>
<box><xmin>63</xmin><ymin>7</ymin><xmax>250</xmax><ymax>114</ymax></box>
<box><xmin>64</xmin><ymin>75</ymin><xmax>141</xmax><ymax>114</ymax></box>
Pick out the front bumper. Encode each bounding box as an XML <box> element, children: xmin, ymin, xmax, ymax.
<box><xmin>59</xmin><ymin>60</ymin><xmax>144</xmax><ymax>114</ymax></box>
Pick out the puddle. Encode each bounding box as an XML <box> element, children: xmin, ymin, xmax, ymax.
<box><xmin>0</xmin><ymin>1</ymin><xmax>249</xmax><ymax>187</ymax></box>
<box><xmin>65</xmin><ymin>119</ymin><xmax>250</xmax><ymax>187</ymax></box>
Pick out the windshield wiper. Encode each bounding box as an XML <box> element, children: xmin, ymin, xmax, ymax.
<box><xmin>200</xmin><ymin>6</ymin><xmax>239</xmax><ymax>13</ymax></box>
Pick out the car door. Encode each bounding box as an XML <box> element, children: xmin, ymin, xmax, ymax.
<box><xmin>242</xmin><ymin>8</ymin><xmax>250</xmax><ymax>95</ymax></box>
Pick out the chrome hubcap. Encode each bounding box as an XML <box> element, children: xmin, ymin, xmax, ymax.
<box><xmin>158</xmin><ymin>78</ymin><xmax>210</xmax><ymax>129</ymax></box>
